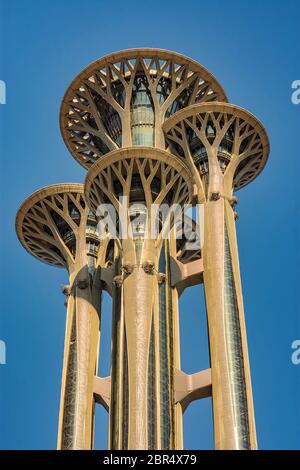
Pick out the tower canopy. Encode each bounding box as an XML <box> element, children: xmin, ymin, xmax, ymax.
<box><xmin>60</xmin><ymin>48</ymin><xmax>227</xmax><ymax>168</ymax></box>
<box><xmin>163</xmin><ymin>102</ymin><xmax>270</xmax><ymax>192</ymax></box>
<box><xmin>16</xmin><ymin>183</ymin><xmax>100</xmax><ymax>269</ymax></box>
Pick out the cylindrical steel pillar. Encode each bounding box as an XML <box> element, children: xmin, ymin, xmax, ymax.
<box><xmin>163</xmin><ymin>102</ymin><xmax>269</xmax><ymax>450</ymax></box>
<box><xmin>202</xmin><ymin>197</ymin><xmax>256</xmax><ymax>449</ymax></box>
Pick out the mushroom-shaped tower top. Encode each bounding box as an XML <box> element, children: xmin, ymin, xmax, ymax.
<box><xmin>84</xmin><ymin>147</ymin><xmax>193</xmax><ymax>213</ymax></box>
<box><xmin>16</xmin><ymin>183</ymin><xmax>100</xmax><ymax>270</ymax></box>
<box><xmin>60</xmin><ymin>48</ymin><xmax>227</xmax><ymax>169</ymax></box>
<box><xmin>163</xmin><ymin>102</ymin><xmax>269</xmax><ymax>193</ymax></box>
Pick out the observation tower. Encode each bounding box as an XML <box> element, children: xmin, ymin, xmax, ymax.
<box><xmin>16</xmin><ymin>49</ymin><xmax>269</xmax><ymax>450</ymax></box>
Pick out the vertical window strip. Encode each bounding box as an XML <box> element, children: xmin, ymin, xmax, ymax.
<box><xmin>158</xmin><ymin>242</ymin><xmax>171</xmax><ymax>449</ymax></box>
<box><xmin>165</xmin><ymin>241</ymin><xmax>175</xmax><ymax>448</ymax></box>
<box><xmin>61</xmin><ymin>307</ymin><xmax>78</xmax><ymax>449</ymax></box>
<box><xmin>224</xmin><ymin>223</ymin><xmax>251</xmax><ymax>449</ymax></box>
<box><xmin>134</xmin><ymin>239</ymin><xmax>143</xmax><ymax>265</ymax></box>
<box><xmin>121</xmin><ymin>328</ymin><xmax>129</xmax><ymax>450</ymax></box>
<box><xmin>147</xmin><ymin>318</ymin><xmax>157</xmax><ymax>449</ymax></box>
<box><xmin>131</xmin><ymin>75</ymin><xmax>155</xmax><ymax>146</ymax></box>
<box><xmin>110</xmin><ymin>268</ymin><xmax>123</xmax><ymax>450</ymax></box>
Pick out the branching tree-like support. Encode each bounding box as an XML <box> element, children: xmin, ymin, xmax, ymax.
<box><xmin>85</xmin><ymin>147</ymin><xmax>193</xmax><ymax>449</ymax></box>
<box><xmin>163</xmin><ymin>103</ymin><xmax>269</xmax><ymax>449</ymax></box>
<box><xmin>16</xmin><ymin>184</ymin><xmax>110</xmax><ymax>449</ymax></box>
<box><xmin>60</xmin><ymin>49</ymin><xmax>227</xmax><ymax>168</ymax></box>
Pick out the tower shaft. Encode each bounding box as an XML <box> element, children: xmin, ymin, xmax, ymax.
<box><xmin>163</xmin><ymin>102</ymin><xmax>269</xmax><ymax>449</ymax></box>
<box><xmin>57</xmin><ymin>244</ymin><xmax>102</xmax><ymax>449</ymax></box>
<box><xmin>109</xmin><ymin>237</ymin><xmax>182</xmax><ymax>450</ymax></box>
<box><xmin>201</xmin><ymin>198</ymin><xmax>256</xmax><ymax>449</ymax></box>
<box><xmin>85</xmin><ymin>148</ymin><xmax>193</xmax><ymax>450</ymax></box>
<box><xmin>58</xmin><ymin>271</ymin><xmax>101</xmax><ymax>449</ymax></box>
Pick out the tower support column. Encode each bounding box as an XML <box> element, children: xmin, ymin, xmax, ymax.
<box><xmin>122</xmin><ymin>240</ymin><xmax>157</xmax><ymax>449</ymax></box>
<box><xmin>57</xmin><ymin>228</ymin><xmax>102</xmax><ymax>450</ymax></box>
<box><xmin>57</xmin><ymin>264</ymin><xmax>101</xmax><ymax>450</ymax></box>
<box><xmin>84</xmin><ymin>147</ymin><xmax>193</xmax><ymax>450</ymax></box>
<box><xmin>202</xmin><ymin>197</ymin><xmax>256</xmax><ymax>449</ymax></box>
<box><xmin>163</xmin><ymin>102</ymin><xmax>269</xmax><ymax>450</ymax></box>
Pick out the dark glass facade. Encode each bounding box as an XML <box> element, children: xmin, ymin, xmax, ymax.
<box><xmin>131</xmin><ymin>75</ymin><xmax>155</xmax><ymax>146</ymax></box>
<box><xmin>224</xmin><ymin>223</ymin><xmax>250</xmax><ymax>448</ymax></box>
<box><xmin>110</xmin><ymin>256</ymin><xmax>125</xmax><ymax>450</ymax></box>
<box><xmin>61</xmin><ymin>306</ymin><xmax>78</xmax><ymax>449</ymax></box>
<box><xmin>158</xmin><ymin>242</ymin><xmax>173</xmax><ymax>449</ymax></box>
<box><xmin>147</xmin><ymin>319</ymin><xmax>157</xmax><ymax>449</ymax></box>
<box><xmin>121</xmin><ymin>330</ymin><xmax>129</xmax><ymax>450</ymax></box>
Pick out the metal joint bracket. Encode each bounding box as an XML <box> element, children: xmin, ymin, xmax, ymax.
<box><xmin>113</xmin><ymin>275</ymin><xmax>123</xmax><ymax>287</ymax></box>
<box><xmin>157</xmin><ymin>273</ymin><xmax>166</xmax><ymax>284</ymax></box>
<box><xmin>61</xmin><ymin>284</ymin><xmax>71</xmax><ymax>296</ymax></box>
<box><xmin>122</xmin><ymin>263</ymin><xmax>134</xmax><ymax>275</ymax></box>
<box><xmin>142</xmin><ymin>260</ymin><xmax>155</xmax><ymax>274</ymax></box>
<box><xmin>210</xmin><ymin>191</ymin><xmax>221</xmax><ymax>201</ymax></box>
<box><xmin>174</xmin><ymin>368</ymin><xmax>212</xmax><ymax>412</ymax></box>
<box><xmin>229</xmin><ymin>196</ymin><xmax>238</xmax><ymax>207</ymax></box>
<box><xmin>93</xmin><ymin>376</ymin><xmax>111</xmax><ymax>411</ymax></box>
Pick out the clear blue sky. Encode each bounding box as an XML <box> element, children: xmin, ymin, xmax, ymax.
<box><xmin>0</xmin><ymin>0</ymin><xmax>299</xmax><ymax>450</ymax></box>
